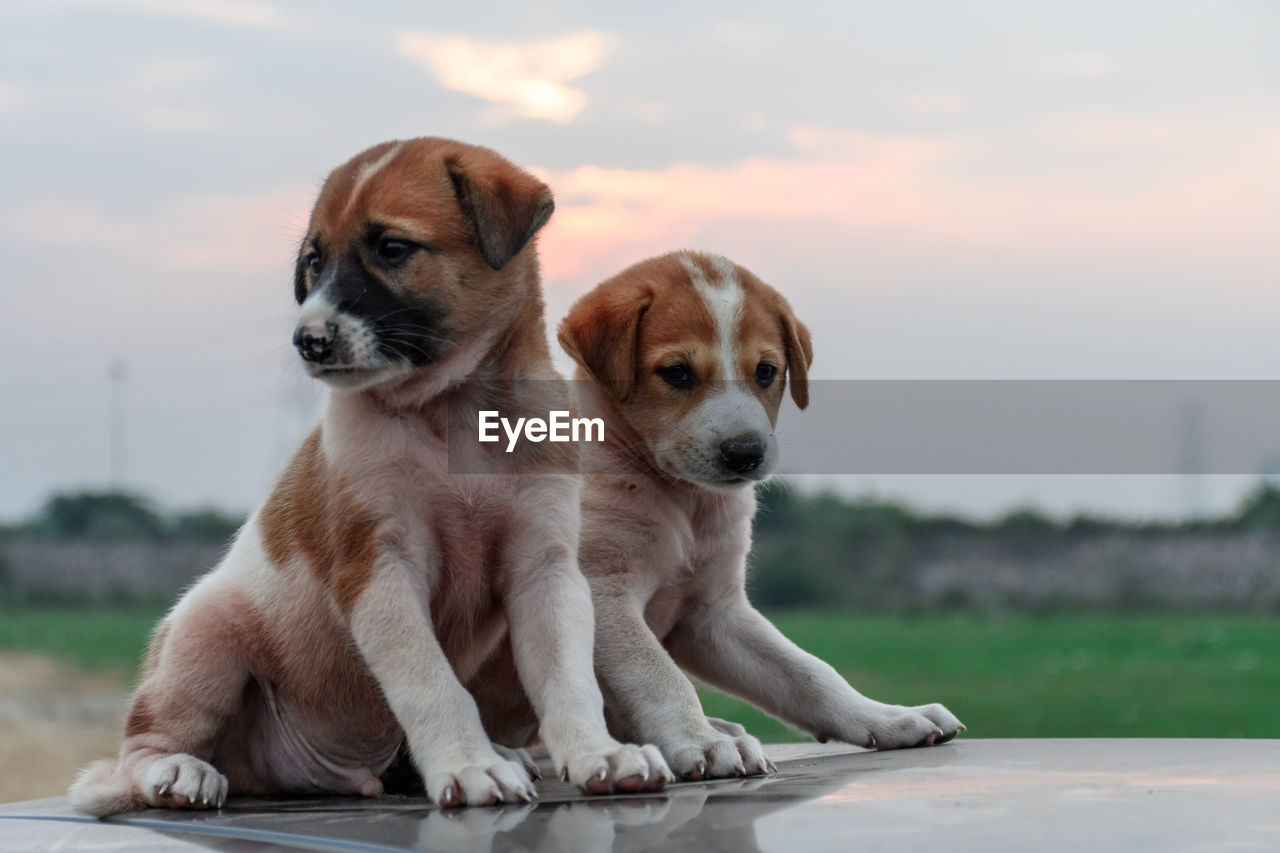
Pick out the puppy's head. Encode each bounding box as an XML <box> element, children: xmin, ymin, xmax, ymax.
<box><xmin>559</xmin><ymin>252</ymin><xmax>812</xmax><ymax>490</ymax></box>
<box><xmin>292</xmin><ymin>138</ymin><xmax>554</xmax><ymax>390</ymax></box>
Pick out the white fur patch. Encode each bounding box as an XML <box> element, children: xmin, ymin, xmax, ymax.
<box><xmin>342</xmin><ymin>142</ymin><xmax>405</xmax><ymax>220</ymax></box>
<box><xmin>679</xmin><ymin>252</ymin><xmax>743</xmax><ymax>384</ymax></box>
<box><xmin>664</xmin><ymin>253</ymin><xmax>774</xmax><ymax>485</ymax></box>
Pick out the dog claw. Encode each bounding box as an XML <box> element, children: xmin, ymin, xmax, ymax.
<box><xmin>157</xmin><ymin>782</ymin><xmax>170</xmax><ymax>796</ymax></box>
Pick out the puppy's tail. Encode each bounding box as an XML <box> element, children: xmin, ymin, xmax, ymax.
<box><xmin>68</xmin><ymin>760</ymin><xmax>139</xmax><ymax>817</ymax></box>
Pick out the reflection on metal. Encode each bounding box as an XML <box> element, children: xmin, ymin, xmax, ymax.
<box><xmin>2</xmin><ymin>740</ymin><xmax>1279</xmax><ymax>851</ymax></box>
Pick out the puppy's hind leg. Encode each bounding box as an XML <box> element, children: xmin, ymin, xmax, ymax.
<box><xmin>69</xmin><ymin>584</ymin><xmax>254</xmax><ymax>816</ymax></box>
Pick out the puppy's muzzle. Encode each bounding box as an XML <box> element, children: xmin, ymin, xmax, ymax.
<box><xmin>293</xmin><ymin>321</ymin><xmax>337</xmax><ymax>364</ymax></box>
<box><xmin>719</xmin><ymin>435</ymin><xmax>766</xmax><ymax>475</ymax></box>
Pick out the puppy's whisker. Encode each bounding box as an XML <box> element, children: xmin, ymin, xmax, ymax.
<box><xmin>374</xmin><ymin>321</ymin><xmax>449</xmax><ymax>338</ymax></box>
<box><xmin>379</xmin><ymin>336</ymin><xmax>438</xmax><ymax>356</ymax></box>
<box><xmin>377</xmin><ymin>326</ymin><xmax>449</xmax><ymax>343</ymax></box>
<box><xmin>371</xmin><ymin>309</ymin><xmax>422</xmax><ymax>325</ymax></box>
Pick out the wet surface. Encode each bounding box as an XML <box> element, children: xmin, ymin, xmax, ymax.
<box><xmin>3</xmin><ymin>740</ymin><xmax>1279</xmax><ymax>852</ymax></box>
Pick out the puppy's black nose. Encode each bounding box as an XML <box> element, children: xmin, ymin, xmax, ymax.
<box><xmin>293</xmin><ymin>322</ymin><xmax>336</xmax><ymax>363</ymax></box>
<box><xmin>719</xmin><ymin>435</ymin><xmax>766</xmax><ymax>474</ymax></box>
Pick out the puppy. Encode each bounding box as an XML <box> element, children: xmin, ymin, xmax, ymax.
<box><xmin>69</xmin><ymin>137</ymin><xmax>669</xmax><ymax>817</ymax></box>
<box><xmin>557</xmin><ymin>251</ymin><xmax>963</xmax><ymax>779</ymax></box>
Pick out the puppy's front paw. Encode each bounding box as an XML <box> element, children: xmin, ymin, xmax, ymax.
<box><xmin>142</xmin><ymin>753</ymin><xmax>228</xmax><ymax>810</ymax></box>
<box><xmin>850</xmin><ymin>702</ymin><xmax>965</xmax><ymax>750</ymax></box>
<box><xmin>666</xmin><ymin>726</ymin><xmax>772</xmax><ymax>781</ymax></box>
<box><xmin>560</xmin><ymin>742</ymin><xmax>672</xmax><ymax>794</ymax></box>
<box><xmin>705</xmin><ymin>717</ymin><xmax>776</xmax><ymax>776</ymax></box>
<box><xmin>910</xmin><ymin>702</ymin><xmax>965</xmax><ymax>745</ymax></box>
<box><xmin>425</xmin><ymin>752</ymin><xmax>538</xmax><ymax>808</ymax></box>
<box><xmin>491</xmin><ymin>744</ymin><xmax>541</xmax><ymax>781</ymax></box>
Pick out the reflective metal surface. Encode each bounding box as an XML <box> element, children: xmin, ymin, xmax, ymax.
<box><xmin>3</xmin><ymin>740</ymin><xmax>1278</xmax><ymax>852</ymax></box>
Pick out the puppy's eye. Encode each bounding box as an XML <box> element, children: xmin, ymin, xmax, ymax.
<box><xmin>657</xmin><ymin>364</ymin><xmax>694</xmax><ymax>389</ymax></box>
<box><xmin>305</xmin><ymin>252</ymin><xmax>321</xmax><ymax>277</ymax></box>
<box><xmin>755</xmin><ymin>363</ymin><xmax>777</xmax><ymax>388</ymax></box>
<box><xmin>376</xmin><ymin>237</ymin><xmax>413</xmax><ymax>266</ymax></box>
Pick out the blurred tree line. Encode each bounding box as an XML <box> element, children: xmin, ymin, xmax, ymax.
<box><xmin>749</xmin><ymin>482</ymin><xmax>1280</xmax><ymax>610</ymax></box>
<box><xmin>0</xmin><ymin>491</ymin><xmax>244</xmax><ymax>542</ymax></box>
<box><xmin>0</xmin><ymin>493</ymin><xmax>245</xmax><ymax>607</ymax></box>
<box><xmin>2</xmin><ymin>484</ymin><xmax>1279</xmax><ymax>610</ymax></box>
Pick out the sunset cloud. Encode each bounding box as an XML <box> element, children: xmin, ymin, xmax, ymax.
<box><xmin>397</xmin><ymin>30</ymin><xmax>610</xmax><ymax>122</ymax></box>
<box><xmin>534</xmin><ymin>111</ymin><xmax>1280</xmax><ymax>284</ymax></box>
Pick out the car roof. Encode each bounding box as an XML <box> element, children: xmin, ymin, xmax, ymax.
<box><xmin>2</xmin><ymin>740</ymin><xmax>1278</xmax><ymax>852</ymax></box>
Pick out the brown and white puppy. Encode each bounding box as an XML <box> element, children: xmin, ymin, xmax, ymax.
<box><xmin>69</xmin><ymin>137</ymin><xmax>669</xmax><ymax>817</ymax></box>
<box><xmin>558</xmin><ymin>251</ymin><xmax>964</xmax><ymax>779</ymax></box>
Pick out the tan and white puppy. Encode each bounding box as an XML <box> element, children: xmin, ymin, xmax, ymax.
<box><xmin>557</xmin><ymin>251</ymin><xmax>964</xmax><ymax>780</ymax></box>
<box><xmin>69</xmin><ymin>137</ymin><xmax>669</xmax><ymax>817</ymax></box>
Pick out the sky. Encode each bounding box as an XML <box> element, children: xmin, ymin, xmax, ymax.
<box><xmin>1</xmin><ymin>0</ymin><xmax>1278</xmax><ymax>520</ymax></box>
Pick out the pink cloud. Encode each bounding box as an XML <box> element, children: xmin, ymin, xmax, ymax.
<box><xmin>533</xmin><ymin>112</ymin><xmax>1280</xmax><ymax>287</ymax></box>
<box><xmin>535</xmin><ymin>129</ymin><xmax>956</xmax><ymax>281</ymax></box>
<box><xmin>7</xmin><ymin>107</ymin><xmax>1275</xmax><ymax>300</ymax></box>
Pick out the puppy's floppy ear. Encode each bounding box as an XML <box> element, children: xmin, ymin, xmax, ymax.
<box><xmin>773</xmin><ymin>292</ymin><xmax>813</xmax><ymax>409</ymax></box>
<box><xmin>558</xmin><ymin>281</ymin><xmax>653</xmax><ymax>402</ymax></box>
<box><xmin>446</xmin><ymin>150</ymin><xmax>555</xmax><ymax>271</ymax></box>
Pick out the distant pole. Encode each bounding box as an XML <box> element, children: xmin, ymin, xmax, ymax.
<box><xmin>1179</xmin><ymin>404</ymin><xmax>1205</xmax><ymax>519</ymax></box>
<box><xmin>109</xmin><ymin>359</ymin><xmax>127</xmax><ymax>489</ymax></box>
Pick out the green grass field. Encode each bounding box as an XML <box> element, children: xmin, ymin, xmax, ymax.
<box><xmin>699</xmin><ymin>611</ymin><xmax>1280</xmax><ymax>741</ymax></box>
<box><xmin>0</xmin><ymin>606</ymin><xmax>166</xmax><ymax>674</ymax></box>
<box><xmin>1</xmin><ymin>607</ymin><xmax>1276</xmax><ymax>740</ymax></box>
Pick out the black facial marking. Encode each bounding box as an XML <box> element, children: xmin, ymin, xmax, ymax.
<box><xmin>294</xmin><ymin>239</ymin><xmax>325</xmax><ymax>305</ymax></box>
<box><xmin>320</xmin><ymin>248</ymin><xmax>448</xmax><ymax>366</ymax></box>
<box><xmin>293</xmin><ymin>248</ymin><xmax>311</xmax><ymax>304</ymax></box>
